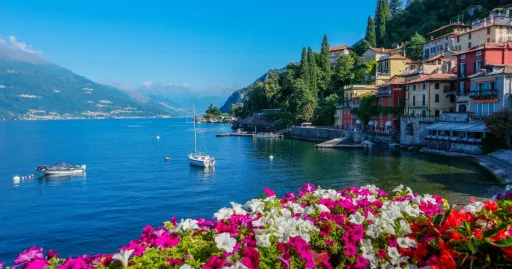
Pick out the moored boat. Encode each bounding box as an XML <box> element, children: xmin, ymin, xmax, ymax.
<box><xmin>36</xmin><ymin>162</ymin><xmax>86</xmax><ymax>175</ymax></box>
<box><xmin>189</xmin><ymin>104</ymin><xmax>216</xmax><ymax>168</ymax></box>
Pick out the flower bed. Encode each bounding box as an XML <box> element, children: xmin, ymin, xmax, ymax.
<box><xmin>3</xmin><ymin>184</ymin><xmax>512</xmax><ymax>269</ymax></box>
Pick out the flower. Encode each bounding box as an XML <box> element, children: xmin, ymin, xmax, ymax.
<box><xmin>255</xmin><ymin>234</ymin><xmax>271</xmax><ymax>247</ymax></box>
<box><xmin>181</xmin><ymin>218</ymin><xmax>200</xmax><ymax>230</ymax></box>
<box><xmin>13</xmin><ymin>247</ymin><xmax>44</xmax><ymax>268</ymax></box>
<box><xmin>112</xmin><ymin>249</ymin><xmax>134</xmax><ymax>268</ymax></box>
<box><xmin>264</xmin><ymin>187</ymin><xmax>276</xmax><ymax>197</ymax></box>
<box><xmin>348</xmin><ymin>211</ymin><xmax>365</xmax><ymax>225</ymax></box>
<box><xmin>121</xmin><ymin>240</ymin><xmax>147</xmax><ymax>256</ymax></box>
<box><xmin>214</xmin><ymin>232</ymin><xmax>237</xmax><ymax>253</ymax></box>
<box><xmin>214</xmin><ymin>208</ymin><xmax>234</xmax><ymax>220</ymax></box>
<box><xmin>203</xmin><ymin>255</ymin><xmax>225</xmax><ymax>269</ymax></box>
<box><xmin>397</xmin><ymin>237</ymin><xmax>417</xmax><ymax>248</ymax></box>
<box><xmin>46</xmin><ymin>250</ymin><xmax>59</xmax><ymax>259</ymax></box>
<box><xmin>387</xmin><ymin>247</ymin><xmax>401</xmax><ymax>265</ymax></box>
<box><xmin>180</xmin><ymin>265</ymin><xmax>193</xmax><ymax>269</ymax></box>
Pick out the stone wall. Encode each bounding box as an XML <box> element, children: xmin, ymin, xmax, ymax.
<box><xmin>291</xmin><ymin>127</ymin><xmax>362</xmax><ymax>142</ymax></box>
<box><xmin>400</xmin><ymin>117</ymin><xmax>436</xmax><ymax>146</ymax></box>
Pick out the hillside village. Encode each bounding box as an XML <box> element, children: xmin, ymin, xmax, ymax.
<box><xmin>229</xmin><ymin>1</ymin><xmax>512</xmax><ymax>155</ymax></box>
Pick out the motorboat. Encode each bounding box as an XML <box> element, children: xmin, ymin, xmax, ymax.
<box><xmin>36</xmin><ymin>162</ymin><xmax>86</xmax><ymax>175</ymax></box>
<box><xmin>189</xmin><ymin>104</ymin><xmax>216</xmax><ymax>168</ymax></box>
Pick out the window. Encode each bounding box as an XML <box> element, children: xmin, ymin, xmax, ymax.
<box><xmin>413</xmin><ymin>96</ymin><xmax>416</xmax><ymax>106</ymax></box>
<box><xmin>476</xmin><ymin>50</ymin><xmax>482</xmax><ymax>56</ymax></box>
<box><xmin>435</xmin><ymin>83</ymin><xmax>440</xmax><ymax>89</ymax></box>
<box><xmin>477</xmin><ymin>103</ymin><xmax>483</xmax><ymax>116</ymax></box>
<box><xmin>468</xmin><ymin>42</ymin><xmax>472</xmax><ymax>48</ymax></box>
<box><xmin>388</xmin><ymin>98</ymin><xmax>391</xmax><ymax>106</ymax></box>
<box><xmin>435</xmin><ymin>110</ymin><xmax>440</xmax><ymax>117</ymax></box>
<box><xmin>460</xmin><ymin>82</ymin><xmax>465</xmax><ymax>95</ymax></box>
<box><xmin>475</xmin><ymin>60</ymin><xmax>482</xmax><ymax>72</ymax></box>
<box><xmin>487</xmin><ymin>38</ymin><xmax>491</xmax><ymax>42</ymax></box>
<box><xmin>459</xmin><ymin>63</ymin><xmax>466</xmax><ymax>78</ymax></box>
<box><xmin>459</xmin><ymin>104</ymin><xmax>467</xmax><ymax>113</ymax></box>
<box><xmin>487</xmin><ymin>27</ymin><xmax>491</xmax><ymax>35</ymax></box>
<box><xmin>398</xmin><ymin>97</ymin><xmax>403</xmax><ymax>107</ymax></box>
<box><xmin>423</xmin><ymin>83</ymin><xmax>426</xmax><ymax>89</ymax></box>
<box><xmin>469</xmin><ymin>32</ymin><xmax>472</xmax><ymax>39</ymax></box>
<box><xmin>457</xmin><ymin>36</ymin><xmax>460</xmax><ymax>42</ymax></box>
<box><xmin>450</xmin><ymin>95</ymin><xmax>456</xmax><ymax>103</ymax></box>
<box><xmin>413</xmin><ymin>85</ymin><xmax>416</xmax><ymax>91</ymax></box>
<box><xmin>461</xmin><ymin>54</ymin><xmax>466</xmax><ymax>59</ymax></box>
<box><xmin>422</xmin><ymin>95</ymin><xmax>426</xmax><ymax>106</ymax></box>
<box><xmin>435</xmin><ymin>94</ymin><xmax>440</xmax><ymax>103</ymax></box>
<box><xmin>488</xmin><ymin>103</ymin><xmax>495</xmax><ymax>115</ymax></box>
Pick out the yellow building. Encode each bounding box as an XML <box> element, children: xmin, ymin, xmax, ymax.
<box><xmin>362</xmin><ymin>47</ymin><xmax>391</xmax><ymax>63</ymax></box>
<box><xmin>405</xmin><ymin>74</ymin><xmax>457</xmax><ymax>117</ymax></box>
<box><xmin>343</xmin><ymin>84</ymin><xmax>376</xmax><ymax>107</ymax></box>
<box><xmin>376</xmin><ymin>54</ymin><xmax>411</xmax><ymax>86</ymax></box>
<box><xmin>329</xmin><ymin>45</ymin><xmax>352</xmax><ymax>64</ymax></box>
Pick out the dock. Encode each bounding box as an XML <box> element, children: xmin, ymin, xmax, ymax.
<box><xmin>315</xmin><ymin>138</ymin><xmax>364</xmax><ymax>148</ymax></box>
<box><xmin>216</xmin><ymin>133</ymin><xmax>254</xmax><ymax>137</ymax></box>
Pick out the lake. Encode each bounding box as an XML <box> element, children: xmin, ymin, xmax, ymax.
<box><xmin>0</xmin><ymin>119</ymin><xmax>501</xmax><ymax>262</ymax></box>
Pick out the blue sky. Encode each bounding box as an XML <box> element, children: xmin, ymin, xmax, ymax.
<box><xmin>0</xmin><ymin>0</ymin><xmax>379</xmax><ymax>90</ymax></box>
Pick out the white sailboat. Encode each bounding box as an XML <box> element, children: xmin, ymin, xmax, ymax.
<box><xmin>188</xmin><ymin>104</ymin><xmax>216</xmax><ymax>168</ymax></box>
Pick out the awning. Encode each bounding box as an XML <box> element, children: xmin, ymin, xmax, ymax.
<box><xmin>425</xmin><ymin>121</ymin><xmax>486</xmax><ymax>132</ymax></box>
<box><xmin>356</xmin><ymin>120</ymin><xmax>361</xmax><ymax>124</ymax></box>
<box><xmin>386</xmin><ymin>121</ymin><xmax>392</xmax><ymax>127</ymax></box>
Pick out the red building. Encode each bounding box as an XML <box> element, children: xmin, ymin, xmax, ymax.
<box><xmin>375</xmin><ymin>76</ymin><xmax>406</xmax><ymax>131</ymax></box>
<box><xmin>454</xmin><ymin>42</ymin><xmax>512</xmax><ymax>112</ymax></box>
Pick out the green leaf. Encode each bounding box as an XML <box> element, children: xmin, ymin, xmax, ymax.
<box><xmin>493</xmin><ymin>237</ymin><xmax>512</xmax><ymax>247</ymax></box>
<box><xmin>482</xmin><ymin>227</ymin><xmax>501</xmax><ymax>238</ymax></box>
<box><xmin>433</xmin><ymin>213</ymin><xmax>444</xmax><ymax>225</ymax></box>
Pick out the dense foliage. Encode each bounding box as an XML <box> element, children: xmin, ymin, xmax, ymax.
<box><xmin>356</xmin><ymin>94</ymin><xmax>378</xmax><ymax>126</ymax></box>
<box><xmin>4</xmin><ymin>184</ymin><xmax>511</xmax><ymax>269</ymax></box>
<box><xmin>485</xmin><ymin>109</ymin><xmax>512</xmax><ymax>148</ymax></box>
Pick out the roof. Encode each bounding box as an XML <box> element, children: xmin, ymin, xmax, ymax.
<box><xmin>379</xmin><ymin>76</ymin><xmax>406</xmax><ymax>86</ymax></box>
<box><xmin>407</xmin><ymin>74</ymin><xmax>457</xmax><ymax>83</ymax></box>
<box><xmin>425</xmin><ymin>54</ymin><xmax>456</xmax><ymax>63</ymax></box>
<box><xmin>453</xmin><ymin>42</ymin><xmax>512</xmax><ymax>55</ymax></box>
<box><xmin>453</xmin><ymin>22</ymin><xmax>512</xmax><ymax>37</ymax></box>
<box><xmin>469</xmin><ymin>64</ymin><xmax>512</xmax><ymax>79</ymax></box>
<box><xmin>427</xmin><ymin>22</ymin><xmax>470</xmax><ymax>36</ymax></box>
<box><xmin>425</xmin><ymin>121</ymin><xmax>486</xmax><ymax>132</ymax></box>
<box><xmin>368</xmin><ymin>47</ymin><xmax>392</xmax><ymax>53</ymax></box>
<box><xmin>329</xmin><ymin>45</ymin><xmax>351</xmax><ymax>52</ymax></box>
<box><xmin>406</xmin><ymin>59</ymin><xmax>421</xmax><ymax>64</ymax></box>
<box><xmin>388</xmin><ymin>54</ymin><xmax>407</xmax><ymax>60</ymax></box>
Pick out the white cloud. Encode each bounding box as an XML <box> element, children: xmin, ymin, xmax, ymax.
<box><xmin>8</xmin><ymin>36</ymin><xmax>42</xmax><ymax>54</ymax></box>
<box><xmin>0</xmin><ymin>38</ymin><xmax>5</xmax><ymax>45</ymax></box>
<box><xmin>142</xmin><ymin>81</ymin><xmax>153</xmax><ymax>87</ymax></box>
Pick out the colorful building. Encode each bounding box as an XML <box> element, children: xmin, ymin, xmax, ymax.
<box><xmin>376</xmin><ymin>54</ymin><xmax>411</xmax><ymax>86</ymax></box>
<box><xmin>454</xmin><ymin>42</ymin><xmax>512</xmax><ymax>112</ymax></box>
<box><xmin>334</xmin><ymin>84</ymin><xmax>375</xmax><ymax>129</ymax></box>
<box><xmin>329</xmin><ymin>45</ymin><xmax>352</xmax><ymax>64</ymax></box>
<box><xmin>375</xmin><ymin>75</ymin><xmax>406</xmax><ymax>130</ymax></box>
<box><xmin>469</xmin><ymin>65</ymin><xmax>512</xmax><ymax>119</ymax></box>
<box><xmin>405</xmin><ymin>74</ymin><xmax>457</xmax><ymax>116</ymax></box>
<box><xmin>423</xmin><ymin>22</ymin><xmax>470</xmax><ymax>59</ymax></box>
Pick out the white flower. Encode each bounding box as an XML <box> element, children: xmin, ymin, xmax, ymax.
<box><xmin>317</xmin><ymin>204</ymin><xmax>330</xmax><ymax>213</ymax></box>
<box><xmin>223</xmin><ymin>261</ymin><xmax>249</xmax><ymax>269</ymax></box>
<box><xmin>214</xmin><ymin>207</ymin><xmax>233</xmax><ymax>220</ymax></box>
<box><xmin>285</xmin><ymin>202</ymin><xmax>304</xmax><ymax>215</ymax></box>
<box><xmin>181</xmin><ymin>219</ymin><xmax>199</xmax><ymax>231</ymax></box>
<box><xmin>387</xmin><ymin>247</ymin><xmax>401</xmax><ymax>265</ymax></box>
<box><xmin>399</xmin><ymin>220</ymin><xmax>412</xmax><ymax>235</ymax></box>
<box><xmin>280</xmin><ymin>208</ymin><xmax>292</xmax><ymax>218</ymax></box>
<box><xmin>180</xmin><ymin>265</ymin><xmax>193</xmax><ymax>269</ymax></box>
<box><xmin>393</xmin><ymin>185</ymin><xmax>404</xmax><ymax>192</ymax></box>
<box><xmin>214</xmin><ymin>232</ymin><xmax>237</xmax><ymax>253</ymax></box>
<box><xmin>230</xmin><ymin>202</ymin><xmax>247</xmax><ymax>215</ymax></box>
<box><xmin>464</xmin><ymin>201</ymin><xmax>484</xmax><ymax>213</ymax></box>
<box><xmin>251</xmin><ymin>217</ymin><xmax>265</xmax><ymax>227</ymax></box>
<box><xmin>403</xmin><ymin>205</ymin><xmax>420</xmax><ymax>218</ymax></box>
<box><xmin>421</xmin><ymin>194</ymin><xmax>437</xmax><ymax>204</ymax></box>
<box><xmin>255</xmin><ymin>233</ymin><xmax>271</xmax><ymax>247</ymax></box>
<box><xmin>397</xmin><ymin>237</ymin><xmax>417</xmax><ymax>248</ymax></box>
<box><xmin>302</xmin><ymin>206</ymin><xmax>315</xmax><ymax>216</ymax></box>
<box><xmin>112</xmin><ymin>249</ymin><xmax>134</xmax><ymax>268</ymax></box>
<box><xmin>506</xmin><ymin>185</ymin><xmax>511</xmax><ymax>191</ymax></box>
<box><xmin>245</xmin><ymin>199</ymin><xmax>264</xmax><ymax>214</ymax></box>
<box><xmin>366</xmin><ymin>223</ymin><xmax>383</xmax><ymax>239</ymax></box>
<box><xmin>348</xmin><ymin>211</ymin><xmax>365</xmax><ymax>225</ymax></box>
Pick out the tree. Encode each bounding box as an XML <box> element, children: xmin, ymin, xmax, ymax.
<box><xmin>263</xmin><ymin>73</ymin><xmax>281</xmax><ymax>108</ymax></box>
<box><xmin>319</xmin><ymin>35</ymin><xmax>332</xmax><ymax>100</ymax></box>
<box><xmin>405</xmin><ymin>32</ymin><xmax>426</xmax><ymax>60</ymax></box>
<box><xmin>299</xmin><ymin>47</ymin><xmax>310</xmax><ymax>85</ymax></box>
<box><xmin>485</xmin><ymin>109</ymin><xmax>512</xmax><ymax>148</ymax></box>
<box><xmin>375</xmin><ymin>0</ymin><xmax>390</xmax><ymax>47</ymax></box>
<box><xmin>205</xmin><ymin>104</ymin><xmax>221</xmax><ymax>117</ymax></box>
<box><xmin>365</xmin><ymin>16</ymin><xmax>377</xmax><ymax>47</ymax></box>
<box><xmin>307</xmin><ymin>47</ymin><xmax>318</xmax><ymax>94</ymax></box>
<box><xmin>313</xmin><ymin>94</ymin><xmax>341</xmax><ymax>126</ymax></box>
<box><xmin>332</xmin><ymin>53</ymin><xmax>356</xmax><ymax>92</ymax></box>
<box><xmin>406</xmin><ymin>0</ymin><xmax>415</xmax><ymax>7</ymax></box>
<box><xmin>356</xmin><ymin>94</ymin><xmax>378</xmax><ymax>126</ymax></box>
<box><xmin>390</xmin><ymin>0</ymin><xmax>403</xmax><ymax>17</ymax></box>
<box><xmin>290</xmin><ymin>78</ymin><xmax>316</xmax><ymax>122</ymax></box>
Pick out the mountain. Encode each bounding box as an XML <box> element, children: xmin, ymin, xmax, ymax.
<box><xmin>220</xmin><ymin>68</ymin><xmax>284</xmax><ymax>114</ymax></box>
<box><xmin>0</xmin><ymin>45</ymin><xmax>171</xmax><ymax>120</ymax></box>
<box><xmin>133</xmin><ymin>83</ymin><xmax>238</xmax><ymax>114</ymax></box>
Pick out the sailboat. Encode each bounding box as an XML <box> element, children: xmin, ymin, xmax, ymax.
<box><xmin>188</xmin><ymin>104</ymin><xmax>216</xmax><ymax>168</ymax></box>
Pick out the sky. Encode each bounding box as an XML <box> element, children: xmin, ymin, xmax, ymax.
<box><xmin>0</xmin><ymin>0</ymin><xmax>378</xmax><ymax>91</ymax></box>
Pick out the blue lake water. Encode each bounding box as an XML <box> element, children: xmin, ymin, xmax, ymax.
<box><xmin>0</xmin><ymin>119</ymin><xmax>501</xmax><ymax>262</ymax></box>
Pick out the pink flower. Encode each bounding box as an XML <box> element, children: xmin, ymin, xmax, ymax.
<box><xmin>121</xmin><ymin>241</ymin><xmax>147</xmax><ymax>256</ymax></box>
<box><xmin>322</xmin><ymin>258</ymin><xmax>334</xmax><ymax>269</ymax></box>
<box><xmin>13</xmin><ymin>246</ymin><xmax>44</xmax><ymax>268</ymax></box>
<box><xmin>377</xmin><ymin>249</ymin><xmax>387</xmax><ymax>259</ymax></box>
<box><xmin>387</xmin><ymin>237</ymin><xmax>398</xmax><ymax>248</ymax></box>
<box><xmin>264</xmin><ymin>187</ymin><xmax>275</xmax><ymax>197</ymax></box>
<box><xmin>0</xmin><ymin>262</ymin><xmax>4</xmax><ymax>269</ymax></box>
<box><xmin>277</xmin><ymin>252</ymin><xmax>290</xmax><ymax>268</ymax></box>
<box><xmin>155</xmin><ymin>234</ymin><xmax>179</xmax><ymax>249</ymax></box>
<box><xmin>167</xmin><ymin>257</ymin><xmax>183</xmax><ymax>266</ymax></box>
<box><xmin>241</xmin><ymin>247</ymin><xmax>260</xmax><ymax>269</ymax></box>
<box><xmin>203</xmin><ymin>256</ymin><xmax>225</xmax><ymax>269</ymax></box>
<box><xmin>25</xmin><ymin>259</ymin><xmax>48</xmax><ymax>269</ymax></box>
<box><xmin>343</xmin><ymin>243</ymin><xmax>357</xmax><ymax>257</ymax></box>
<box><xmin>56</xmin><ymin>257</ymin><xmax>89</xmax><ymax>269</ymax></box>
<box><xmin>46</xmin><ymin>250</ymin><xmax>59</xmax><ymax>259</ymax></box>
<box><xmin>353</xmin><ymin>256</ymin><xmax>368</xmax><ymax>269</ymax></box>
<box><xmin>299</xmin><ymin>183</ymin><xmax>315</xmax><ymax>196</ymax></box>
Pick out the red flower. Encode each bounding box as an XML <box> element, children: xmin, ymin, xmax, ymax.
<box><xmin>484</xmin><ymin>200</ymin><xmax>498</xmax><ymax>212</ymax></box>
<box><xmin>492</xmin><ymin>230</ymin><xmax>506</xmax><ymax>241</ymax></box>
<box><xmin>501</xmin><ymin>247</ymin><xmax>512</xmax><ymax>259</ymax></box>
<box><xmin>450</xmin><ymin>230</ymin><xmax>461</xmax><ymax>240</ymax></box>
<box><xmin>472</xmin><ymin>228</ymin><xmax>483</xmax><ymax>240</ymax></box>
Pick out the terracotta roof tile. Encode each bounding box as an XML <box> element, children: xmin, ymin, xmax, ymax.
<box><xmin>453</xmin><ymin>42</ymin><xmax>512</xmax><ymax>55</ymax></box>
<box><xmin>369</xmin><ymin>47</ymin><xmax>392</xmax><ymax>53</ymax></box>
<box><xmin>379</xmin><ymin>76</ymin><xmax>406</xmax><ymax>86</ymax></box>
<box><xmin>329</xmin><ymin>45</ymin><xmax>351</xmax><ymax>52</ymax></box>
<box><xmin>407</xmin><ymin>74</ymin><xmax>457</xmax><ymax>84</ymax></box>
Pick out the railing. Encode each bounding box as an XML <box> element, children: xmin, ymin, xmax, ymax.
<box><xmin>377</xmin><ymin>72</ymin><xmax>390</xmax><ymax>77</ymax></box>
<box><xmin>376</xmin><ymin>90</ymin><xmax>391</xmax><ymax>97</ymax></box>
<box><xmin>469</xmin><ymin>89</ymin><xmax>498</xmax><ymax>99</ymax></box>
<box><xmin>406</xmin><ymin>102</ymin><xmax>428</xmax><ymax>108</ymax></box>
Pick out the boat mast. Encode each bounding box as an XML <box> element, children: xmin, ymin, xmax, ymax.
<box><xmin>193</xmin><ymin>104</ymin><xmax>197</xmax><ymax>153</ymax></box>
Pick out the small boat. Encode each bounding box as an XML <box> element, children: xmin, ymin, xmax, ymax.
<box><xmin>36</xmin><ymin>162</ymin><xmax>86</xmax><ymax>175</ymax></box>
<box><xmin>189</xmin><ymin>104</ymin><xmax>216</xmax><ymax>168</ymax></box>
<box><xmin>253</xmin><ymin>133</ymin><xmax>283</xmax><ymax>139</ymax></box>
<box><xmin>216</xmin><ymin>132</ymin><xmax>230</xmax><ymax>137</ymax></box>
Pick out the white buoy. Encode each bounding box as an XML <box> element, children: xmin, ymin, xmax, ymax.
<box><xmin>269</xmin><ymin>155</ymin><xmax>274</xmax><ymax>161</ymax></box>
<box><xmin>13</xmin><ymin>175</ymin><xmax>20</xmax><ymax>184</ymax></box>
<box><xmin>156</xmin><ymin>136</ymin><xmax>160</xmax><ymax>140</ymax></box>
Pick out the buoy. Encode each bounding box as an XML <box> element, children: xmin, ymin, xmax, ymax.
<box><xmin>269</xmin><ymin>155</ymin><xmax>274</xmax><ymax>161</ymax></box>
<box><xmin>165</xmin><ymin>157</ymin><xmax>170</xmax><ymax>161</ymax></box>
<box><xmin>156</xmin><ymin>136</ymin><xmax>160</xmax><ymax>140</ymax></box>
<box><xmin>13</xmin><ymin>175</ymin><xmax>20</xmax><ymax>181</ymax></box>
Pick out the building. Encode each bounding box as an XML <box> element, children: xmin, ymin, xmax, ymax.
<box><xmin>329</xmin><ymin>45</ymin><xmax>352</xmax><ymax>64</ymax></box>
<box><xmin>362</xmin><ymin>47</ymin><xmax>392</xmax><ymax>64</ymax></box>
<box><xmin>405</xmin><ymin>74</ymin><xmax>457</xmax><ymax>117</ymax></box>
<box><xmin>454</xmin><ymin>42</ymin><xmax>512</xmax><ymax>112</ymax></box>
<box><xmin>469</xmin><ymin>64</ymin><xmax>512</xmax><ymax>119</ymax></box>
<box><xmin>452</xmin><ymin>8</ymin><xmax>512</xmax><ymax>52</ymax></box>
<box><xmin>334</xmin><ymin>84</ymin><xmax>375</xmax><ymax>129</ymax></box>
<box><xmin>376</xmin><ymin>54</ymin><xmax>411</xmax><ymax>86</ymax></box>
<box><xmin>375</xmin><ymin>75</ymin><xmax>406</xmax><ymax>130</ymax></box>
<box><xmin>423</xmin><ymin>22</ymin><xmax>470</xmax><ymax>59</ymax></box>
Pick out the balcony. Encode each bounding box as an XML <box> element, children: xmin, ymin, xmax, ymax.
<box><xmin>469</xmin><ymin>89</ymin><xmax>498</xmax><ymax>99</ymax></box>
<box><xmin>407</xmin><ymin>102</ymin><xmax>428</xmax><ymax>108</ymax></box>
<box><xmin>377</xmin><ymin>71</ymin><xmax>390</xmax><ymax>77</ymax></box>
<box><xmin>377</xmin><ymin>90</ymin><xmax>391</xmax><ymax>97</ymax></box>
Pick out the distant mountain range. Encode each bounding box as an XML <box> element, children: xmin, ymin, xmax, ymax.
<box><xmin>220</xmin><ymin>68</ymin><xmax>285</xmax><ymax>114</ymax></box>
<box><xmin>0</xmin><ymin>44</ymin><xmax>235</xmax><ymax>120</ymax></box>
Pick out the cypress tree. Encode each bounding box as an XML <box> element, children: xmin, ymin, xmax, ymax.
<box><xmin>300</xmin><ymin>47</ymin><xmax>310</xmax><ymax>86</ymax></box>
<box><xmin>319</xmin><ymin>35</ymin><xmax>331</xmax><ymax>100</ymax></box>
<box><xmin>365</xmin><ymin>16</ymin><xmax>377</xmax><ymax>47</ymax></box>
<box><xmin>307</xmin><ymin>47</ymin><xmax>317</xmax><ymax>94</ymax></box>
<box><xmin>390</xmin><ymin>0</ymin><xmax>402</xmax><ymax>17</ymax></box>
<box><xmin>375</xmin><ymin>0</ymin><xmax>390</xmax><ymax>47</ymax></box>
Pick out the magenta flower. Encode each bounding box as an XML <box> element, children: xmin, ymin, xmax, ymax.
<box><xmin>322</xmin><ymin>258</ymin><xmax>334</xmax><ymax>269</ymax></box>
<box><xmin>13</xmin><ymin>246</ymin><xmax>44</xmax><ymax>269</ymax></box>
<box><xmin>241</xmin><ymin>247</ymin><xmax>260</xmax><ymax>269</ymax></box>
<box><xmin>203</xmin><ymin>255</ymin><xmax>225</xmax><ymax>269</ymax></box>
<box><xmin>343</xmin><ymin>243</ymin><xmax>357</xmax><ymax>257</ymax></box>
<box><xmin>46</xmin><ymin>250</ymin><xmax>59</xmax><ymax>259</ymax></box>
<box><xmin>121</xmin><ymin>240</ymin><xmax>147</xmax><ymax>256</ymax></box>
<box><xmin>353</xmin><ymin>256</ymin><xmax>369</xmax><ymax>269</ymax></box>
<box><xmin>377</xmin><ymin>249</ymin><xmax>387</xmax><ymax>259</ymax></box>
<box><xmin>276</xmin><ymin>252</ymin><xmax>290</xmax><ymax>269</ymax></box>
<box><xmin>167</xmin><ymin>257</ymin><xmax>183</xmax><ymax>266</ymax></box>
<box><xmin>299</xmin><ymin>183</ymin><xmax>315</xmax><ymax>196</ymax></box>
<box><xmin>264</xmin><ymin>187</ymin><xmax>275</xmax><ymax>197</ymax></box>
<box><xmin>0</xmin><ymin>262</ymin><xmax>4</xmax><ymax>269</ymax></box>
<box><xmin>56</xmin><ymin>257</ymin><xmax>89</xmax><ymax>269</ymax></box>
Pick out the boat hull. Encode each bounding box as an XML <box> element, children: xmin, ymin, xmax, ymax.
<box><xmin>188</xmin><ymin>154</ymin><xmax>215</xmax><ymax>168</ymax></box>
<box><xmin>40</xmin><ymin>170</ymin><xmax>85</xmax><ymax>175</ymax></box>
